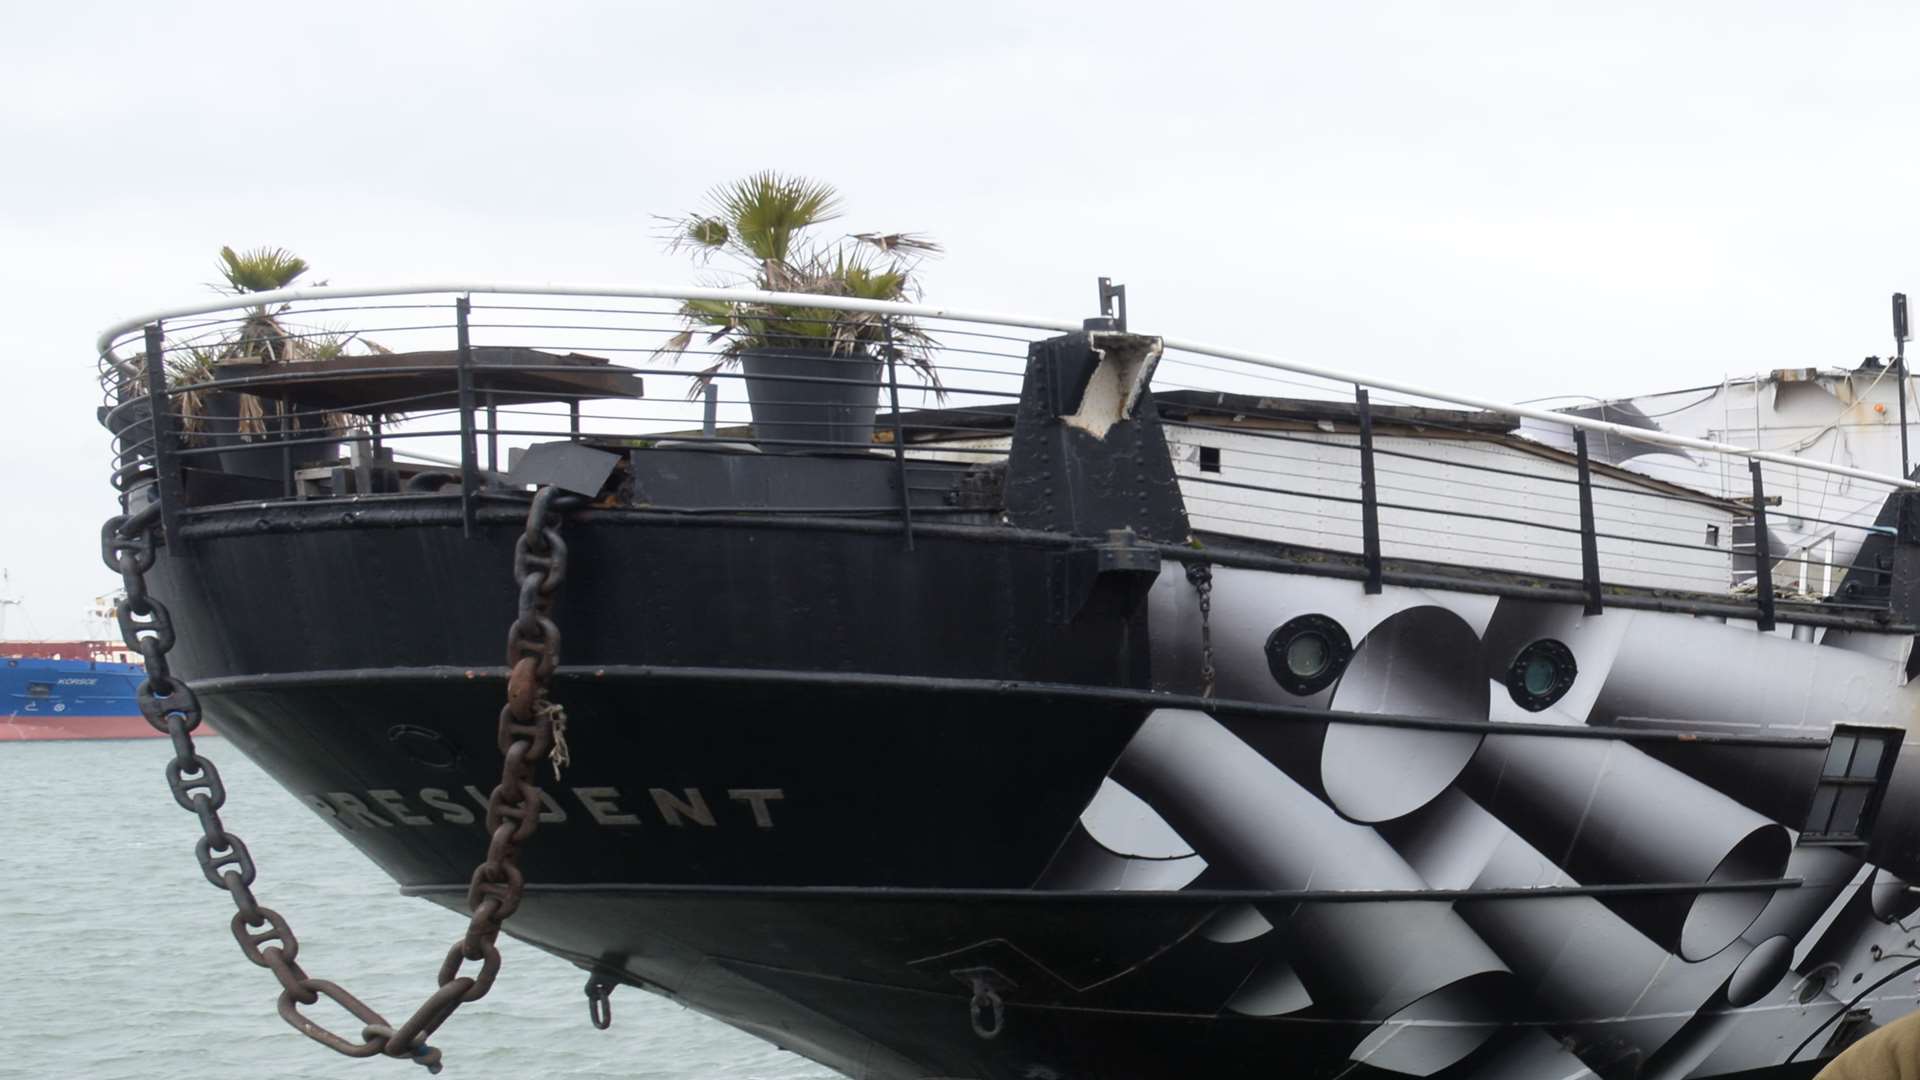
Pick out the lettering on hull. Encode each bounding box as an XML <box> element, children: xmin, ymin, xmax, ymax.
<box><xmin>305</xmin><ymin>785</ymin><xmax>784</xmax><ymax>832</ymax></box>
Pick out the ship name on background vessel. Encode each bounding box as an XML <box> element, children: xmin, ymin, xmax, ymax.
<box><xmin>306</xmin><ymin>785</ymin><xmax>786</xmax><ymax>831</ymax></box>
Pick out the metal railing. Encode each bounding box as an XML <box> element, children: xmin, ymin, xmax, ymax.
<box><xmin>96</xmin><ymin>282</ymin><xmax>1920</xmax><ymax>628</ymax></box>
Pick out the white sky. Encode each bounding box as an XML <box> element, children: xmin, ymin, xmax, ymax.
<box><xmin>4</xmin><ymin>0</ymin><xmax>1919</xmax><ymax>637</ymax></box>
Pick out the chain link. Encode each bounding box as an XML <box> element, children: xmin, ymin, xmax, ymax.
<box><xmin>1183</xmin><ymin>561</ymin><xmax>1215</xmax><ymax>698</ymax></box>
<box><xmin>103</xmin><ymin>485</ymin><xmax>576</xmax><ymax>1073</ymax></box>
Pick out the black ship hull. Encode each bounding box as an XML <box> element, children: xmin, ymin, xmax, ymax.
<box><xmin>102</xmin><ymin>311</ymin><xmax>1920</xmax><ymax>1080</ymax></box>
<box><xmin>148</xmin><ymin>501</ymin><xmax>1917</xmax><ymax>1080</ymax></box>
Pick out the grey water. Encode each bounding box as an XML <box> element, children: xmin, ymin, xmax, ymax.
<box><xmin>2</xmin><ymin>740</ymin><xmax>841</xmax><ymax>1080</ymax></box>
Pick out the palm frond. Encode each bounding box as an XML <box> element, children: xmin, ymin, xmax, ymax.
<box><xmin>216</xmin><ymin>245</ymin><xmax>310</xmax><ymax>294</ymax></box>
<box><xmin>164</xmin><ymin>348</ymin><xmax>220</xmax><ymax>434</ymax></box>
<box><xmin>853</xmin><ymin>232</ymin><xmax>943</xmax><ymax>257</ymax></box>
<box><xmin>710</xmin><ymin>171</ymin><xmax>842</xmax><ymax>263</ymax></box>
<box><xmin>654</xmin><ymin>328</ymin><xmax>694</xmax><ymax>360</ymax></box>
<box><xmin>687</xmin><ymin>217</ymin><xmax>729</xmax><ymax>247</ymax></box>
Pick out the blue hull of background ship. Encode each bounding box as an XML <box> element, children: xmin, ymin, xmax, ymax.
<box><xmin>1</xmin><ymin>654</ymin><xmax>147</xmax><ymax>740</ymax></box>
<box><xmin>89</xmin><ymin>274</ymin><xmax>1920</xmax><ymax>1080</ymax></box>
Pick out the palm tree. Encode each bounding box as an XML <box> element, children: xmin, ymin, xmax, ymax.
<box><xmin>170</xmin><ymin>246</ymin><xmax>361</xmax><ymax>438</ymax></box>
<box><xmin>215</xmin><ymin>245</ymin><xmax>310</xmax><ymax>365</ymax></box>
<box><xmin>660</xmin><ymin>172</ymin><xmax>943</xmax><ymax>393</ymax></box>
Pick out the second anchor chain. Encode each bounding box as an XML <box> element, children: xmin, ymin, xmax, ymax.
<box><xmin>1184</xmin><ymin>560</ymin><xmax>1215</xmax><ymax>698</ymax></box>
<box><xmin>101</xmin><ymin>485</ymin><xmax>577</xmax><ymax>1073</ymax></box>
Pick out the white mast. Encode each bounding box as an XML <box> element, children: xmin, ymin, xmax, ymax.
<box><xmin>0</xmin><ymin>570</ymin><xmax>19</xmax><ymax>640</ymax></box>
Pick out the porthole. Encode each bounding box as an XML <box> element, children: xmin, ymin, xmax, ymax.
<box><xmin>1506</xmin><ymin>639</ymin><xmax>1577</xmax><ymax>712</ymax></box>
<box><xmin>387</xmin><ymin>724</ymin><xmax>461</xmax><ymax>770</ymax></box>
<box><xmin>1796</xmin><ymin>964</ymin><xmax>1840</xmax><ymax>1005</ymax></box>
<box><xmin>1265</xmin><ymin>614</ymin><xmax>1353</xmax><ymax>696</ymax></box>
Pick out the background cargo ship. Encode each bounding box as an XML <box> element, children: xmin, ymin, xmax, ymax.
<box><xmin>1</xmin><ymin>642</ymin><xmax>146</xmax><ymax>740</ymax></box>
<box><xmin>0</xmin><ymin>586</ymin><xmax>174</xmax><ymax>740</ymax></box>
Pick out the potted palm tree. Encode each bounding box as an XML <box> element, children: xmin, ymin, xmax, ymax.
<box><xmin>660</xmin><ymin>172</ymin><xmax>942</xmax><ymax>451</ymax></box>
<box><xmin>174</xmin><ymin>247</ymin><xmax>360</xmax><ymax>478</ymax></box>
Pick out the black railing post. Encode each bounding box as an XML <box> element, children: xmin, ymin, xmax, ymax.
<box><xmin>455</xmin><ymin>297</ymin><xmax>478</xmax><ymax>538</ymax></box>
<box><xmin>884</xmin><ymin>319</ymin><xmax>914</xmax><ymax>550</ymax></box>
<box><xmin>277</xmin><ymin>399</ymin><xmax>293</xmax><ymax>499</ymax></box>
<box><xmin>1573</xmin><ymin>429</ymin><xmax>1604</xmax><ymax>615</ymax></box>
<box><xmin>1355</xmin><ymin>387</ymin><xmax>1383</xmax><ymax>594</ymax></box>
<box><xmin>142</xmin><ymin>323</ymin><xmax>185</xmax><ymax>550</ymax></box>
<box><xmin>485</xmin><ymin>392</ymin><xmax>499</xmax><ymax>473</ymax></box>
<box><xmin>1749</xmin><ymin>459</ymin><xmax>1777</xmax><ymax>632</ymax></box>
<box><xmin>1895</xmin><ymin>293</ymin><xmax>1910</xmax><ymax>479</ymax></box>
<box><xmin>569</xmin><ymin>399</ymin><xmax>582</xmax><ymax>439</ymax></box>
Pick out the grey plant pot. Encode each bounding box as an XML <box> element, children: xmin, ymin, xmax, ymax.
<box><xmin>738</xmin><ymin>347</ymin><xmax>882</xmax><ymax>453</ymax></box>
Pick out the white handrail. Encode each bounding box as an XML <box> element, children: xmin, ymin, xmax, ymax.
<box><xmin>92</xmin><ymin>282</ymin><xmax>1083</xmax><ymax>357</ymax></box>
<box><xmin>95</xmin><ymin>281</ymin><xmax>1920</xmax><ymax>492</ymax></box>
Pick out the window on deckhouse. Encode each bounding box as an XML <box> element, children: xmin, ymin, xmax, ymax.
<box><xmin>1802</xmin><ymin>727</ymin><xmax>1901</xmax><ymax>843</ymax></box>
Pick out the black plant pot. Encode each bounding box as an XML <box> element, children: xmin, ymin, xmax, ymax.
<box><xmin>198</xmin><ymin>389</ymin><xmax>341</xmax><ymax>480</ymax></box>
<box><xmin>738</xmin><ymin>347</ymin><xmax>882</xmax><ymax>453</ymax></box>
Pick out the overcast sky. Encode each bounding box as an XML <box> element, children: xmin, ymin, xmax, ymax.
<box><xmin>3</xmin><ymin>0</ymin><xmax>1918</xmax><ymax>637</ymax></box>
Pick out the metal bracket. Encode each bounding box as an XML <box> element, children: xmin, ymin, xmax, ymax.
<box><xmin>1091</xmin><ymin>277</ymin><xmax>1127</xmax><ymax>332</ymax></box>
<box><xmin>1050</xmin><ymin>528</ymin><xmax>1162</xmax><ymax>623</ymax></box>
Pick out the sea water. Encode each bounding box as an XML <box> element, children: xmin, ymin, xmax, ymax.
<box><xmin>1</xmin><ymin>740</ymin><xmax>841</xmax><ymax>1080</ymax></box>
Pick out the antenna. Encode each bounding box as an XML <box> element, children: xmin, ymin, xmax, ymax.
<box><xmin>0</xmin><ymin>570</ymin><xmax>19</xmax><ymax>641</ymax></box>
<box><xmin>1897</xmin><ymin>294</ymin><xmax>1911</xmax><ymax>479</ymax></box>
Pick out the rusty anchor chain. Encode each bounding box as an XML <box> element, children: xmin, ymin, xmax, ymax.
<box><xmin>101</xmin><ymin>485</ymin><xmax>578</xmax><ymax>1073</ymax></box>
<box><xmin>1183</xmin><ymin>560</ymin><xmax>1215</xmax><ymax>699</ymax></box>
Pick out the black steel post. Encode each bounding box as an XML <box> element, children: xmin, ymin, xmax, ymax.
<box><xmin>1749</xmin><ymin>459</ymin><xmax>1776</xmax><ymax>632</ymax></box>
<box><xmin>278</xmin><ymin>400</ymin><xmax>293</xmax><ymax>499</ymax></box>
<box><xmin>1886</xmin><ymin>491</ymin><xmax>1920</xmax><ymax>640</ymax></box>
<box><xmin>1573</xmin><ymin>428</ymin><xmax>1604</xmax><ymax>615</ymax></box>
<box><xmin>141</xmin><ymin>323</ymin><xmax>186</xmax><ymax>550</ymax></box>
<box><xmin>884</xmin><ymin>320</ymin><xmax>914</xmax><ymax>550</ymax></box>
<box><xmin>1896</xmin><ymin>293</ymin><xmax>1910</xmax><ymax>479</ymax></box>
<box><xmin>1355</xmin><ymin>388</ymin><xmax>1383</xmax><ymax>594</ymax></box>
<box><xmin>455</xmin><ymin>297</ymin><xmax>478</xmax><ymax>538</ymax></box>
<box><xmin>486</xmin><ymin>392</ymin><xmax>499</xmax><ymax>473</ymax></box>
<box><xmin>569</xmin><ymin>399</ymin><xmax>581</xmax><ymax>438</ymax></box>
<box><xmin>702</xmin><ymin>383</ymin><xmax>718</xmax><ymax>438</ymax></box>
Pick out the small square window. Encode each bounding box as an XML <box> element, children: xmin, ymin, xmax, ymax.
<box><xmin>1803</xmin><ymin>726</ymin><xmax>1901</xmax><ymax>843</ymax></box>
<box><xmin>1199</xmin><ymin>446</ymin><xmax>1221</xmax><ymax>474</ymax></box>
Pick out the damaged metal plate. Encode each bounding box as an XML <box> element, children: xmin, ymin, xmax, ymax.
<box><xmin>507</xmin><ymin>441</ymin><xmax>621</xmax><ymax>497</ymax></box>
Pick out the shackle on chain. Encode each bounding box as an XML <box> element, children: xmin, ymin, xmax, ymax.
<box><xmin>968</xmin><ymin>977</ymin><xmax>1005</xmax><ymax>1041</ymax></box>
<box><xmin>584</xmin><ymin>971</ymin><xmax>618</xmax><ymax>1031</ymax></box>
